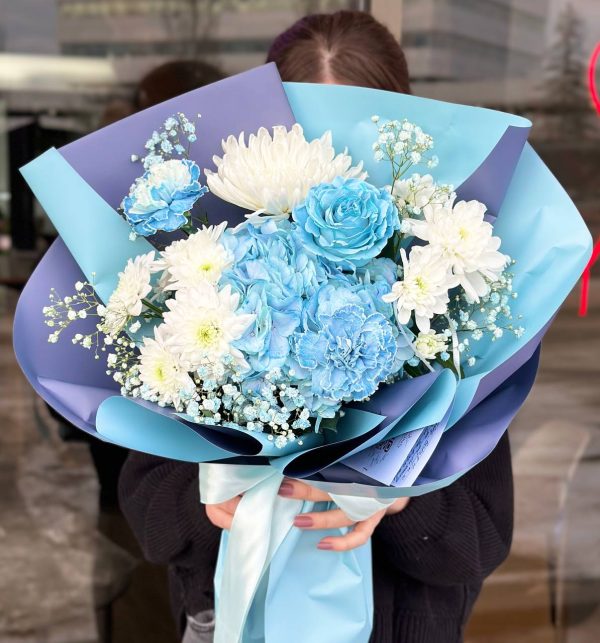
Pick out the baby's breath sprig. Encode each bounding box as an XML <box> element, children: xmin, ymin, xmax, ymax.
<box><xmin>134</xmin><ymin>112</ymin><xmax>200</xmax><ymax>170</ymax></box>
<box><xmin>107</xmin><ymin>335</ymin><xmax>142</xmax><ymax>392</ymax></box>
<box><xmin>371</xmin><ymin>116</ymin><xmax>448</xmax><ymax>261</ymax></box>
<box><xmin>446</xmin><ymin>264</ymin><xmax>524</xmax><ymax>370</ymax></box>
<box><xmin>43</xmin><ymin>280</ymin><xmax>108</xmax><ymax>358</ymax></box>
<box><xmin>371</xmin><ymin>116</ymin><xmax>438</xmax><ymax>192</ymax></box>
<box><xmin>186</xmin><ymin>366</ymin><xmax>313</xmax><ymax>448</ymax></box>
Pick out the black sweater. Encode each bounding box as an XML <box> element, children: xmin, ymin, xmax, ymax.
<box><xmin>118</xmin><ymin>432</ymin><xmax>513</xmax><ymax>643</ymax></box>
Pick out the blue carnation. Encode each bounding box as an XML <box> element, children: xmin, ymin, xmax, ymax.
<box><xmin>293</xmin><ymin>303</ymin><xmax>398</xmax><ymax>414</ymax></box>
<box><xmin>292</xmin><ymin>177</ymin><xmax>399</xmax><ymax>269</ymax></box>
<box><xmin>292</xmin><ymin>281</ymin><xmax>411</xmax><ymax>416</ymax></box>
<box><xmin>123</xmin><ymin>159</ymin><xmax>207</xmax><ymax>236</ymax></box>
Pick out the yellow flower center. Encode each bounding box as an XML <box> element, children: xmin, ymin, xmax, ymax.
<box><xmin>198</xmin><ymin>261</ymin><xmax>214</xmax><ymax>273</ymax></box>
<box><xmin>153</xmin><ymin>363</ymin><xmax>166</xmax><ymax>382</ymax></box>
<box><xmin>196</xmin><ymin>322</ymin><xmax>222</xmax><ymax>348</ymax></box>
<box><xmin>459</xmin><ymin>227</ymin><xmax>469</xmax><ymax>240</ymax></box>
<box><xmin>415</xmin><ymin>276</ymin><xmax>428</xmax><ymax>292</ymax></box>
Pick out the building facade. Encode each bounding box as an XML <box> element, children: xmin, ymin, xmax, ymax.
<box><xmin>401</xmin><ymin>0</ymin><xmax>550</xmax><ymax>81</ymax></box>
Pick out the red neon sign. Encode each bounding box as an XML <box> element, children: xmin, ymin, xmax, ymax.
<box><xmin>579</xmin><ymin>42</ymin><xmax>600</xmax><ymax>317</ymax></box>
<box><xmin>588</xmin><ymin>42</ymin><xmax>600</xmax><ymax>116</ymax></box>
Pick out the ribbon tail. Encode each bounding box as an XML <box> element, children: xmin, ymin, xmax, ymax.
<box><xmin>200</xmin><ymin>464</ymin><xmax>302</xmax><ymax>643</ymax></box>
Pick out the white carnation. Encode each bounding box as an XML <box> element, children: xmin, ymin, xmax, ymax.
<box><xmin>205</xmin><ymin>124</ymin><xmax>366</xmax><ymax>223</ymax></box>
<box><xmin>410</xmin><ymin>199</ymin><xmax>509</xmax><ymax>302</ymax></box>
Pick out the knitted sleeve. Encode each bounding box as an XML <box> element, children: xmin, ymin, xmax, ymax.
<box><xmin>118</xmin><ymin>451</ymin><xmax>221</xmax><ymax>613</ymax></box>
<box><xmin>372</xmin><ymin>432</ymin><xmax>514</xmax><ymax>586</ymax></box>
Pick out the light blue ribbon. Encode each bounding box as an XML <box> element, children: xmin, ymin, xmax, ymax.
<box><xmin>200</xmin><ymin>463</ymin><xmax>394</xmax><ymax>643</ymax></box>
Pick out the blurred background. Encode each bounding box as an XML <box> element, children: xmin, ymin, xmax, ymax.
<box><xmin>0</xmin><ymin>1</ymin><xmax>598</xmax><ymax>641</ymax></box>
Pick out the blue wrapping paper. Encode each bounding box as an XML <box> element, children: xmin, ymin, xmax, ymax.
<box><xmin>13</xmin><ymin>65</ymin><xmax>592</xmax><ymax>642</ymax></box>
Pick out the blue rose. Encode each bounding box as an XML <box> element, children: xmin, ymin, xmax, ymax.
<box><xmin>291</xmin><ymin>281</ymin><xmax>411</xmax><ymax>416</ymax></box>
<box><xmin>292</xmin><ymin>177</ymin><xmax>399</xmax><ymax>269</ymax></box>
<box><xmin>123</xmin><ymin>159</ymin><xmax>207</xmax><ymax>236</ymax></box>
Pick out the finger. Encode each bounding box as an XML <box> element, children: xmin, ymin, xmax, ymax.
<box><xmin>318</xmin><ymin>511</ymin><xmax>385</xmax><ymax>551</ymax></box>
<box><xmin>204</xmin><ymin>495</ymin><xmax>242</xmax><ymax>530</ymax></box>
<box><xmin>221</xmin><ymin>495</ymin><xmax>242</xmax><ymax>515</ymax></box>
<box><xmin>278</xmin><ymin>479</ymin><xmax>330</xmax><ymax>502</ymax></box>
<box><xmin>205</xmin><ymin>503</ymin><xmax>233</xmax><ymax>530</ymax></box>
<box><xmin>293</xmin><ymin>508</ymin><xmax>355</xmax><ymax>531</ymax></box>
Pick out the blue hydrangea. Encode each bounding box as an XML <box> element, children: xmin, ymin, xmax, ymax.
<box><xmin>292</xmin><ymin>281</ymin><xmax>411</xmax><ymax>416</ymax></box>
<box><xmin>221</xmin><ymin>222</ymin><xmax>324</xmax><ymax>374</ymax></box>
<box><xmin>292</xmin><ymin>177</ymin><xmax>399</xmax><ymax>269</ymax></box>
<box><xmin>122</xmin><ymin>159</ymin><xmax>207</xmax><ymax>236</ymax></box>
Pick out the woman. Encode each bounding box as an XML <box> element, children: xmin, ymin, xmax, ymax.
<box><xmin>119</xmin><ymin>11</ymin><xmax>513</xmax><ymax>643</ymax></box>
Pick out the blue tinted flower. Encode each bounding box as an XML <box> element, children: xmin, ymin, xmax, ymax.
<box><xmin>123</xmin><ymin>159</ymin><xmax>207</xmax><ymax>236</ymax></box>
<box><xmin>357</xmin><ymin>257</ymin><xmax>398</xmax><ymax>286</ymax></box>
<box><xmin>223</xmin><ymin>221</ymin><xmax>327</xmax><ymax>297</ymax></box>
<box><xmin>356</xmin><ymin>257</ymin><xmax>399</xmax><ymax>317</ymax></box>
<box><xmin>292</xmin><ymin>177</ymin><xmax>399</xmax><ymax>269</ymax></box>
<box><xmin>292</xmin><ymin>281</ymin><xmax>411</xmax><ymax>415</ymax></box>
<box><xmin>222</xmin><ymin>222</ymin><xmax>323</xmax><ymax>373</ymax></box>
<box><xmin>293</xmin><ymin>303</ymin><xmax>398</xmax><ymax>415</ymax></box>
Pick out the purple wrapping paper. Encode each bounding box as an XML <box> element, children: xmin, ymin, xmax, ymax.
<box><xmin>14</xmin><ymin>238</ymin><xmax>119</xmax><ymax>435</ymax></box>
<box><xmin>454</xmin><ymin>125</ymin><xmax>530</xmax><ymax>218</ymax></box>
<box><xmin>61</xmin><ymin>64</ymin><xmax>296</xmax><ymax>229</ymax></box>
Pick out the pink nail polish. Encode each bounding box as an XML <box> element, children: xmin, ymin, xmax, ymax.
<box><xmin>293</xmin><ymin>515</ymin><xmax>313</xmax><ymax>528</ymax></box>
<box><xmin>278</xmin><ymin>482</ymin><xmax>294</xmax><ymax>496</ymax></box>
<box><xmin>318</xmin><ymin>541</ymin><xmax>333</xmax><ymax>550</ymax></box>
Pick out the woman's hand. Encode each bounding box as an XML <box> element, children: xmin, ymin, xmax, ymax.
<box><xmin>279</xmin><ymin>479</ymin><xmax>409</xmax><ymax>551</ymax></box>
<box><xmin>205</xmin><ymin>495</ymin><xmax>242</xmax><ymax>530</ymax></box>
<box><xmin>204</xmin><ymin>479</ymin><xmax>409</xmax><ymax>551</ymax></box>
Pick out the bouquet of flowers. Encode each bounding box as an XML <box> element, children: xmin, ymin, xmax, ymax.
<box><xmin>15</xmin><ymin>65</ymin><xmax>591</xmax><ymax>643</ymax></box>
<box><xmin>44</xmin><ymin>111</ymin><xmax>519</xmax><ymax>444</ymax></box>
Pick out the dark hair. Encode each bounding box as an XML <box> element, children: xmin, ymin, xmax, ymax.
<box><xmin>267</xmin><ymin>10</ymin><xmax>410</xmax><ymax>94</ymax></box>
<box><xmin>134</xmin><ymin>59</ymin><xmax>225</xmax><ymax>110</ymax></box>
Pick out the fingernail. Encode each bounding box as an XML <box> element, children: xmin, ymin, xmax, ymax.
<box><xmin>278</xmin><ymin>482</ymin><xmax>294</xmax><ymax>496</ymax></box>
<box><xmin>293</xmin><ymin>515</ymin><xmax>313</xmax><ymax>528</ymax></box>
<box><xmin>317</xmin><ymin>541</ymin><xmax>333</xmax><ymax>550</ymax></box>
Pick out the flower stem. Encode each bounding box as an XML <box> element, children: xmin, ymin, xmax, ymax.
<box><xmin>142</xmin><ymin>299</ymin><xmax>164</xmax><ymax>315</ymax></box>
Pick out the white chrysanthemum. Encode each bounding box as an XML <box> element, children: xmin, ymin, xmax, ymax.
<box><xmin>205</xmin><ymin>124</ymin><xmax>366</xmax><ymax>223</ymax></box>
<box><xmin>410</xmin><ymin>200</ymin><xmax>509</xmax><ymax>302</ymax></box>
<box><xmin>138</xmin><ymin>324</ymin><xmax>195</xmax><ymax>410</ymax></box>
<box><xmin>383</xmin><ymin>246</ymin><xmax>458</xmax><ymax>332</ymax></box>
<box><xmin>162</xmin><ymin>282</ymin><xmax>254</xmax><ymax>372</ymax></box>
<box><xmin>101</xmin><ymin>252</ymin><xmax>157</xmax><ymax>336</ymax></box>
<box><xmin>155</xmin><ymin>223</ymin><xmax>233</xmax><ymax>290</ymax></box>
<box><xmin>413</xmin><ymin>330</ymin><xmax>448</xmax><ymax>361</ymax></box>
